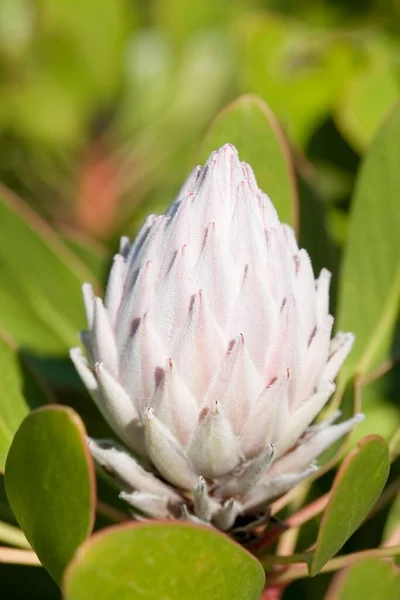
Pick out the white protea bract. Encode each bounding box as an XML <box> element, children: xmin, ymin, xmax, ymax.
<box><xmin>71</xmin><ymin>144</ymin><xmax>363</xmax><ymax>533</ymax></box>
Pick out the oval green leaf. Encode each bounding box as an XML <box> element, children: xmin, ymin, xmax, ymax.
<box><xmin>310</xmin><ymin>435</ymin><xmax>390</xmax><ymax>576</ymax></box>
<box><xmin>325</xmin><ymin>557</ymin><xmax>400</xmax><ymax>600</ymax></box>
<box><xmin>63</xmin><ymin>522</ymin><xmax>265</xmax><ymax>600</ymax></box>
<box><xmin>0</xmin><ymin>330</ymin><xmax>51</xmax><ymax>471</ymax></box>
<box><xmin>5</xmin><ymin>406</ymin><xmax>96</xmax><ymax>583</ymax></box>
<box><xmin>0</xmin><ymin>184</ymin><xmax>96</xmax><ymax>354</ymax></box>
<box><xmin>198</xmin><ymin>94</ymin><xmax>298</xmax><ymax>230</ymax></box>
<box><xmin>336</xmin><ymin>104</ymin><xmax>400</xmax><ymax>383</ymax></box>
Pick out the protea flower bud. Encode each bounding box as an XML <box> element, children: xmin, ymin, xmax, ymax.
<box><xmin>71</xmin><ymin>144</ymin><xmax>363</xmax><ymax>533</ymax></box>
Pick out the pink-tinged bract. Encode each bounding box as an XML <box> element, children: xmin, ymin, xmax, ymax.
<box><xmin>71</xmin><ymin>144</ymin><xmax>362</xmax><ymax>532</ymax></box>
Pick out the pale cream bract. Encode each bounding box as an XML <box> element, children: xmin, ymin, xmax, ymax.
<box><xmin>71</xmin><ymin>144</ymin><xmax>362</xmax><ymax>531</ymax></box>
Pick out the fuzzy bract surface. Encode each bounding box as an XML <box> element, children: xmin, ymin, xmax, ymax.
<box><xmin>71</xmin><ymin>144</ymin><xmax>362</xmax><ymax>532</ymax></box>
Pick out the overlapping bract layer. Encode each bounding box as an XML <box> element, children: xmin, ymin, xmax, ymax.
<box><xmin>71</xmin><ymin>144</ymin><xmax>362</xmax><ymax>530</ymax></box>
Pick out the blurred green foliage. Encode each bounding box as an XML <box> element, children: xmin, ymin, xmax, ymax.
<box><xmin>0</xmin><ymin>0</ymin><xmax>399</xmax><ymax>238</ymax></box>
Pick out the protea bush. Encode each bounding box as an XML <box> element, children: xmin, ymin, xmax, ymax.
<box><xmin>1</xmin><ymin>90</ymin><xmax>398</xmax><ymax>600</ymax></box>
<box><xmin>71</xmin><ymin>144</ymin><xmax>362</xmax><ymax>532</ymax></box>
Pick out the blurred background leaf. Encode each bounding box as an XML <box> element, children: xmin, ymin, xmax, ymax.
<box><xmin>235</xmin><ymin>13</ymin><xmax>358</xmax><ymax>147</ymax></box>
<box><xmin>335</xmin><ymin>33</ymin><xmax>400</xmax><ymax>152</ymax></box>
<box><xmin>0</xmin><ymin>330</ymin><xmax>51</xmax><ymax>470</ymax></box>
<box><xmin>337</xmin><ymin>104</ymin><xmax>400</xmax><ymax>383</ymax></box>
<box><xmin>0</xmin><ymin>1</ymin><xmax>400</xmax><ymax>598</ymax></box>
<box><xmin>0</xmin><ymin>185</ymin><xmax>95</xmax><ymax>354</ymax></box>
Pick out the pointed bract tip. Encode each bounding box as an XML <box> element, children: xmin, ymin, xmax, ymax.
<box><xmin>69</xmin><ymin>347</ymin><xmax>82</xmax><ymax>359</ymax></box>
<box><xmin>353</xmin><ymin>413</ymin><xmax>365</xmax><ymax>424</ymax></box>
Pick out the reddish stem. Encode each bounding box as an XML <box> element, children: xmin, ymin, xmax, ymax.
<box><xmin>260</xmin><ymin>583</ymin><xmax>287</xmax><ymax>600</ymax></box>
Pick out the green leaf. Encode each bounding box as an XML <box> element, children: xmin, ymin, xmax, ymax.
<box><xmin>389</xmin><ymin>427</ymin><xmax>400</xmax><ymax>462</ymax></box>
<box><xmin>325</xmin><ymin>557</ymin><xmax>400</xmax><ymax>600</ymax></box>
<box><xmin>0</xmin><ymin>519</ymin><xmax>30</xmax><ymax>548</ymax></box>
<box><xmin>236</xmin><ymin>15</ymin><xmax>358</xmax><ymax>147</ymax></box>
<box><xmin>153</xmin><ymin>0</ymin><xmax>231</xmax><ymax>48</ymax></box>
<box><xmin>347</xmin><ymin>379</ymin><xmax>400</xmax><ymax>448</ymax></box>
<box><xmin>62</xmin><ymin>229</ymin><xmax>109</xmax><ymax>283</ymax></box>
<box><xmin>0</xmin><ymin>0</ymin><xmax>34</xmax><ymax>60</ymax></box>
<box><xmin>0</xmin><ymin>474</ymin><xmax>15</xmax><ymax>523</ymax></box>
<box><xmin>310</xmin><ymin>435</ymin><xmax>390</xmax><ymax>576</ymax></box>
<box><xmin>297</xmin><ymin>171</ymin><xmax>338</xmax><ymax>291</ymax></box>
<box><xmin>0</xmin><ymin>185</ymin><xmax>95</xmax><ymax>354</ymax></box>
<box><xmin>382</xmin><ymin>493</ymin><xmax>400</xmax><ymax>545</ymax></box>
<box><xmin>9</xmin><ymin>0</ymin><xmax>134</xmax><ymax>147</ymax></box>
<box><xmin>5</xmin><ymin>406</ymin><xmax>95</xmax><ymax>584</ymax></box>
<box><xmin>0</xmin><ymin>330</ymin><xmax>51</xmax><ymax>471</ymax></box>
<box><xmin>63</xmin><ymin>522</ymin><xmax>265</xmax><ymax>600</ymax></box>
<box><xmin>336</xmin><ymin>104</ymin><xmax>400</xmax><ymax>382</ymax></box>
<box><xmin>198</xmin><ymin>94</ymin><xmax>298</xmax><ymax>229</ymax></box>
<box><xmin>37</xmin><ymin>0</ymin><xmax>133</xmax><ymax>101</ymax></box>
<box><xmin>336</xmin><ymin>39</ymin><xmax>399</xmax><ymax>152</ymax></box>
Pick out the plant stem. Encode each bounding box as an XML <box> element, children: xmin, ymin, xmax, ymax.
<box><xmin>262</xmin><ymin>552</ymin><xmax>311</xmax><ymax>568</ymax></box>
<box><xmin>260</xmin><ymin>584</ymin><xmax>287</xmax><ymax>600</ymax></box>
<box><xmin>276</xmin><ymin>527</ymin><xmax>301</xmax><ymax>558</ymax></box>
<box><xmin>0</xmin><ymin>547</ymin><xmax>40</xmax><ymax>566</ymax></box>
<box><xmin>0</xmin><ymin>521</ymin><xmax>31</xmax><ymax>549</ymax></box>
<box><xmin>286</xmin><ymin>493</ymin><xmax>329</xmax><ymax>527</ymax></box>
<box><xmin>97</xmin><ymin>500</ymin><xmax>128</xmax><ymax>523</ymax></box>
<box><xmin>362</xmin><ymin>355</ymin><xmax>400</xmax><ymax>387</ymax></box>
<box><xmin>252</xmin><ymin>493</ymin><xmax>330</xmax><ymax>555</ymax></box>
<box><xmin>266</xmin><ymin>546</ymin><xmax>400</xmax><ymax>584</ymax></box>
<box><xmin>383</xmin><ymin>526</ymin><xmax>400</xmax><ymax>547</ymax></box>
